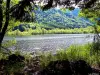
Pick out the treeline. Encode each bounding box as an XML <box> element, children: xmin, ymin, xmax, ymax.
<box><xmin>6</xmin><ymin>26</ymin><xmax>96</xmax><ymax>36</ymax></box>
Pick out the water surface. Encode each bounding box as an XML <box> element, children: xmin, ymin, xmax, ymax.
<box><xmin>3</xmin><ymin>34</ymin><xmax>94</xmax><ymax>53</ymax></box>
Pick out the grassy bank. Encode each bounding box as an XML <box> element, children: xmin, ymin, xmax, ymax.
<box><xmin>39</xmin><ymin>43</ymin><xmax>100</xmax><ymax>68</ymax></box>
<box><xmin>0</xmin><ymin>43</ymin><xmax>100</xmax><ymax>74</ymax></box>
<box><xmin>6</xmin><ymin>26</ymin><xmax>95</xmax><ymax>36</ymax></box>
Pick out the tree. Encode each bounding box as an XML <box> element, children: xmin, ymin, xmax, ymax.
<box><xmin>0</xmin><ymin>0</ymin><xmax>36</xmax><ymax>49</ymax></box>
<box><xmin>0</xmin><ymin>0</ymin><xmax>10</xmax><ymax>48</ymax></box>
<box><xmin>79</xmin><ymin>0</ymin><xmax>100</xmax><ymax>54</ymax></box>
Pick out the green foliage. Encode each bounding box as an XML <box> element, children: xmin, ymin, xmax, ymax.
<box><xmin>0</xmin><ymin>43</ymin><xmax>100</xmax><ymax>74</ymax></box>
<box><xmin>66</xmin><ymin>44</ymin><xmax>91</xmax><ymax>61</ymax></box>
<box><xmin>56</xmin><ymin>50</ymin><xmax>67</xmax><ymax>60</ymax></box>
<box><xmin>7</xmin><ymin>20</ymin><xmax>21</xmax><ymax>32</ymax></box>
<box><xmin>0</xmin><ymin>52</ymin><xmax>8</xmax><ymax>60</ymax></box>
<box><xmin>0</xmin><ymin>50</ymin><xmax>25</xmax><ymax>74</ymax></box>
<box><xmin>79</xmin><ymin>9</ymin><xmax>97</xmax><ymax>22</ymax></box>
<box><xmin>7</xmin><ymin>25</ymin><xmax>96</xmax><ymax>36</ymax></box>
<box><xmin>39</xmin><ymin>43</ymin><xmax>100</xmax><ymax>68</ymax></box>
<box><xmin>79</xmin><ymin>7</ymin><xmax>100</xmax><ymax>55</ymax></box>
<box><xmin>11</xmin><ymin>0</ymin><xmax>19</xmax><ymax>5</ymax></box>
<box><xmin>5</xmin><ymin>62</ymin><xmax>25</xmax><ymax>74</ymax></box>
<box><xmin>2</xmin><ymin>39</ymin><xmax>17</xmax><ymax>47</ymax></box>
<box><xmin>60</xmin><ymin>8</ymin><xmax>68</xmax><ymax>13</ymax></box>
<box><xmin>39</xmin><ymin>52</ymin><xmax>55</xmax><ymax>68</ymax></box>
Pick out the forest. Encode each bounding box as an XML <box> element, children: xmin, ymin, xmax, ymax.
<box><xmin>6</xmin><ymin>6</ymin><xmax>95</xmax><ymax>36</ymax></box>
<box><xmin>0</xmin><ymin>0</ymin><xmax>100</xmax><ymax>75</ymax></box>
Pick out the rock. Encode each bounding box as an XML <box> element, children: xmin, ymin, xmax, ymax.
<box><xmin>71</xmin><ymin>60</ymin><xmax>92</xmax><ymax>75</ymax></box>
<box><xmin>8</xmin><ymin>54</ymin><xmax>25</xmax><ymax>62</ymax></box>
<box><xmin>39</xmin><ymin>60</ymin><xmax>73</xmax><ymax>75</ymax></box>
<box><xmin>14</xmin><ymin>72</ymin><xmax>24</xmax><ymax>75</ymax></box>
<box><xmin>39</xmin><ymin>60</ymin><xmax>93</xmax><ymax>75</ymax></box>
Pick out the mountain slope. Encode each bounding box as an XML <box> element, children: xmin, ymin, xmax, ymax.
<box><xmin>35</xmin><ymin>8</ymin><xmax>93</xmax><ymax>29</ymax></box>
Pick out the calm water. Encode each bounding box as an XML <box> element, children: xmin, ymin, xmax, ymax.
<box><xmin>3</xmin><ymin>34</ymin><xmax>94</xmax><ymax>53</ymax></box>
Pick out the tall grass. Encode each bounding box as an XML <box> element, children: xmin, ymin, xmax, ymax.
<box><xmin>39</xmin><ymin>43</ymin><xmax>100</xmax><ymax>68</ymax></box>
<box><xmin>0</xmin><ymin>43</ymin><xmax>100</xmax><ymax>74</ymax></box>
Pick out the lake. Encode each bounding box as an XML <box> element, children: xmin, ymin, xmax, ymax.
<box><xmin>3</xmin><ymin>34</ymin><xmax>94</xmax><ymax>53</ymax></box>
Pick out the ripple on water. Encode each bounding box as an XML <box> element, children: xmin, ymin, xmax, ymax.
<box><xmin>3</xmin><ymin>34</ymin><xmax>94</xmax><ymax>53</ymax></box>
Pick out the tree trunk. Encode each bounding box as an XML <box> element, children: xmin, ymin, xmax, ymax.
<box><xmin>0</xmin><ymin>0</ymin><xmax>3</xmax><ymax>50</ymax></box>
<box><xmin>91</xmin><ymin>24</ymin><xmax>100</xmax><ymax>55</ymax></box>
<box><xmin>0</xmin><ymin>0</ymin><xmax>10</xmax><ymax>49</ymax></box>
<box><xmin>0</xmin><ymin>0</ymin><xmax>3</xmax><ymax>32</ymax></box>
